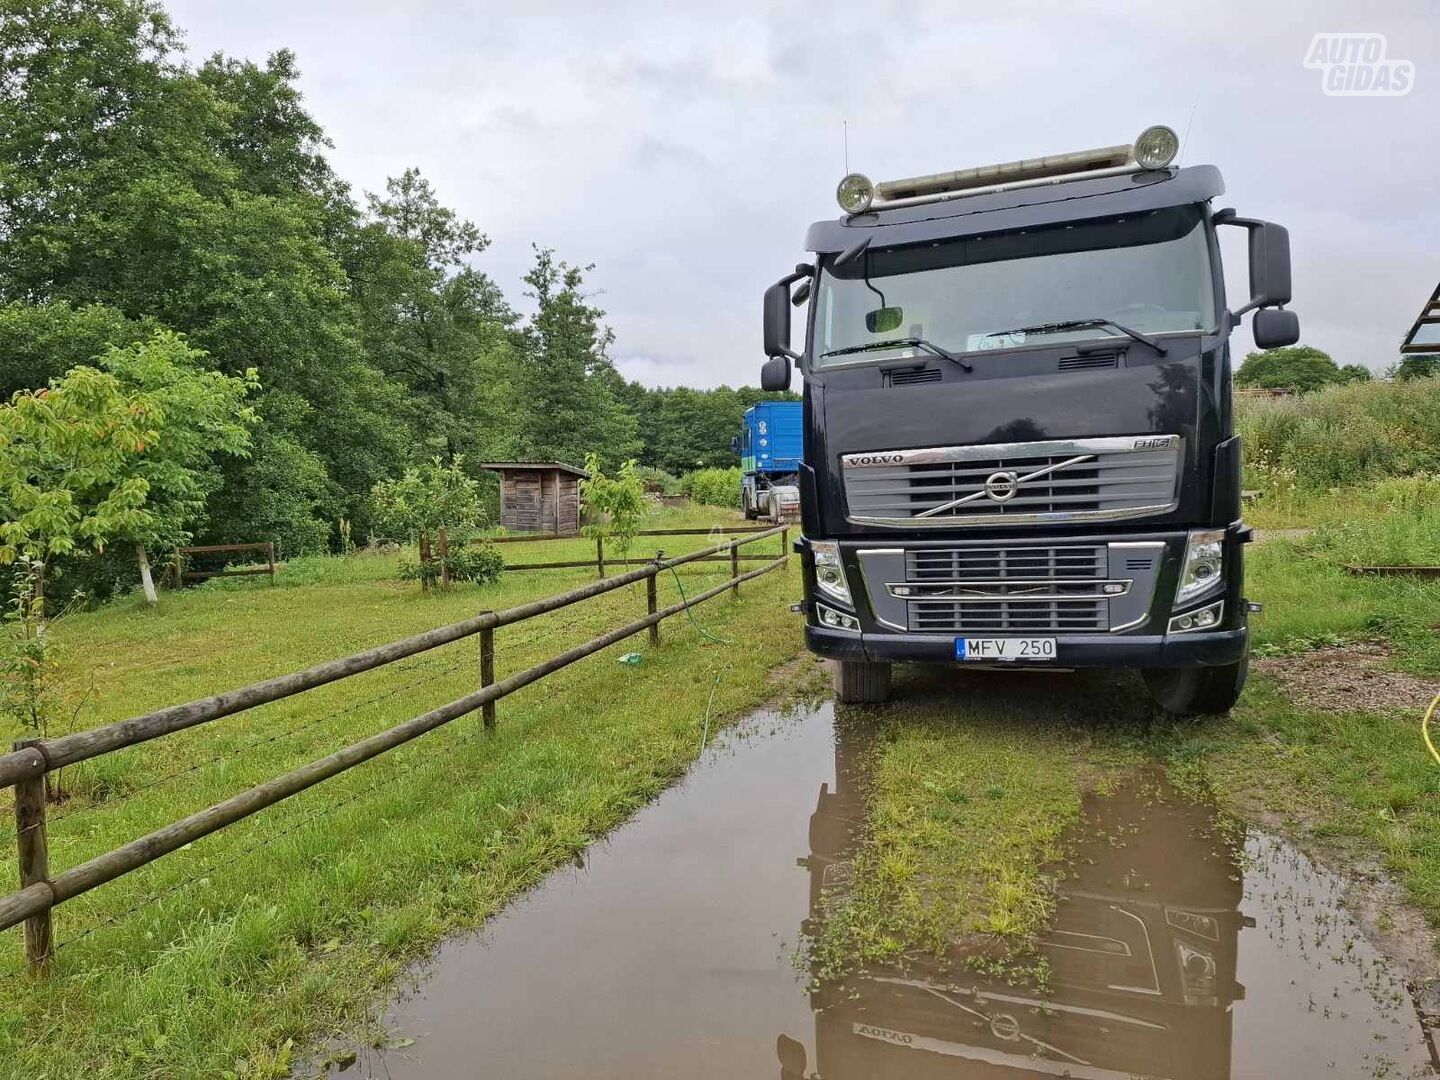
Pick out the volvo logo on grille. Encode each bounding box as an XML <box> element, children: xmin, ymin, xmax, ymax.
<box><xmin>983</xmin><ymin>470</ymin><xmax>1020</xmax><ymax>502</ymax></box>
<box><xmin>848</xmin><ymin>452</ymin><xmax>906</xmax><ymax>467</ymax></box>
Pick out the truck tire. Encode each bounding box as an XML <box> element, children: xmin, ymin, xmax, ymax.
<box><xmin>833</xmin><ymin>660</ymin><xmax>892</xmax><ymax>704</ymax></box>
<box><xmin>1142</xmin><ymin>652</ymin><xmax>1248</xmax><ymax>717</ymax></box>
<box><xmin>742</xmin><ymin>491</ymin><xmax>758</xmax><ymax>520</ymax></box>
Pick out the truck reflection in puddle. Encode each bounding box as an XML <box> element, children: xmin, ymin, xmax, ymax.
<box><xmin>786</xmin><ymin>742</ymin><xmax>1250</xmax><ymax>1079</ymax></box>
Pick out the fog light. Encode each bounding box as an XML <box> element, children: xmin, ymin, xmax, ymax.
<box><xmin>836</xmin><ymin>172</ymin><xmax>875</xmax><ymax>214</ymax></box>
<box><xmin>816</xmin><ymin>602</ymin><xmax>859</xmax><ymax>632</ymax></box>
<box><xmin>1169</xmin><ymin>600</ymin><xmax>1223</xmax><ymax>635</ymax></box>
<box><xmin>893</xmin><ymin>585</ymin><xmax>912</xmax><ymax>597</ymax></box>
<box><xmin>1134</xmin><ymin>124</ymin><xmax>1179</xmax><ymax>169</ymax></box>
<box><xmin>1102</xmin><ymin>582</ymin><xmax>1125</xmax><ymax>595</ymax></box>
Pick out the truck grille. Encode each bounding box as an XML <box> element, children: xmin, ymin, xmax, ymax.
<box><xmin>842</xmin><ymin>435</ymin><xmax>1181</xmax><ymax>527</ymax></box>
<box><xmin>903</xmin><ymin>544</ymin><xmax>1111</xmax><ymax>633</ymax></box>
<box><xmin>906</xmin><ymin>545</ymin><xmax>1106</xmax><ymax>582</ymax></box>
<box><xmin>909</xmin><ymin>597</ymin><xmax>1109</xmax><ymax>633</ymax></box>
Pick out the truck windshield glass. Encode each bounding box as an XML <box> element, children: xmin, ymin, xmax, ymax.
<box><xmin>813</xmin><ymin>206</ymin><xmax>1215</xmax><ymax>368</ymax></box>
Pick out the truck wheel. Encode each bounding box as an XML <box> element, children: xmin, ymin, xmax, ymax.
<box><xmin>833</xmin><ymin>660</ymin><xmax>892</xmax><ymax>705</ymax></box>
<box><xmin>1142</xmin><ymin>652</ymin><xmax>1249</xmax><ymax>717</ymax></box>
<box><xmin>742</xmin><ymin>493</ymin><xmax>758</xmax><ymax>520</ymax></box>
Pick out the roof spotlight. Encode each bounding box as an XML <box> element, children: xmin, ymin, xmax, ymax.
<box><xmin>836</xmin><ymin>173</ymin><xmax>875</xmax><ymax>214</ymax></box>
<box><xmin>1134</xmin><ymin>125</ymin><xmax>1179</xmax><ymax>170</ymax></box>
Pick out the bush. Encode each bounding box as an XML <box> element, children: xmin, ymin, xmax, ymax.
<box><xmin>680</xmin><ymin>467</ymin><xmax>742</xmax><ymax>508</ymax></box>
<box><xmin>397</xmin><ymin>543</ymin><xmax>504</xmax><ymax>587</ymax></box>
<box><xmin>633</xmin><ymin>465</ymin><xmax>681</xmax><ymax>495</ymax></box>
<box><xmin>1238</xmin><ymin>376</ymin><xmax>1440</xmax><ymax>491</ymax></box>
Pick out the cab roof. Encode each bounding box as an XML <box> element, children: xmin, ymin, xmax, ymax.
<box><xmin>805</xmin><ymin>164</ymin><xmax>1224</xmax><ymax>254</ymax></box>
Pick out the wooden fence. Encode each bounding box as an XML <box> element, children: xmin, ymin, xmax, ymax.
<box><xmin>481</xmin><ymin>525</ymin><xmax>780</xmax><ymax>578</ymax></box>
<box><xmin>1</xmin><ymin>524</ymin><xmax>789</xmax><ymax>971</ymax></box>
<box><xmin>170</xmin><ymin>542</ymin><xmax>277</xmax><ymax>586</ymax></box>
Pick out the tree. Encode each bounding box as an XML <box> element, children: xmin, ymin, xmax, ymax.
<box><xmin>580</xmin><ymin>454</ymin><xmax>648</xmax><ymax>564</ymax></box>
<box><xmin>1337</xmin><ymin>363</ymin><xmax>1373</xmax><ymax>383</ymax></box>
<box><xmin>1393</xmin><ymin>354</ymin><xmax>1440</xmax><ymax>381</ymax></box>
<box><xmin>0</xmin><ymin>334</ymin><xmax>255</xmax><ymax>604</ymax></box>
<box><xmin>371</xmin><ymin>457</ymin><xmax>486</xmax><ymax>590</ymax></box>
<box><xmin>1235</xmin><ymin>346</ymin><xmax>1345</xmax><ymax>392</ymax></box>
<box><xmin>509</xmin><ymin>247</ymin><xmax>638</xmax><ymax>468</ymax></box>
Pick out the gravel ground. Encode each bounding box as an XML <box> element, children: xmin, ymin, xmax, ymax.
<box><xmin>1255</xmin><ymin>640</ymin><xmax>1440</xmax><ymax>713</ymax></box>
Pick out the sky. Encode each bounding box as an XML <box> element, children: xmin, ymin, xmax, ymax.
<box><xmin>167</xmin><ymin>0</ymin><xmax>1440</xmax><ymax>388</ymax></box>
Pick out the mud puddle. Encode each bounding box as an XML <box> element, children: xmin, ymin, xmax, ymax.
<box><xmin>323</xmin><ymin>702</ymin><xmax>1437</xmax><ymax>1079</ymax></box>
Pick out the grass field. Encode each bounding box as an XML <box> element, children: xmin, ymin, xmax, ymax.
<box><xmin>0</xmin><ymin>506</ymin><xmax>804</xmax><ymax>1079</ymax></box>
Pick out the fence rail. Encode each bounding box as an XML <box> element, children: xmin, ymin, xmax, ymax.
<box><xmin>170</xmin><ymin>541</ymin><xmax>277</xmax><ymax>586</ymax></box>
<box><xmin>3</xmin><ymin>525</ymin><xmax>789</xmax><ymax>970</ymax></box>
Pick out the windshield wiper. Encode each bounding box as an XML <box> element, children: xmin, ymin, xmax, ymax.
<box><xmin>985</xmin><ymin>318</ymin><xmax>1167</xmax><ymax>357</ymax></box>
<box><xmin>820</xmin><ymin>337</ymin><xmax>974</xmax><ymax>372</ymax></box>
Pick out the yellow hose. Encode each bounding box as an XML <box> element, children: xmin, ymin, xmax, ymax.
<box><xmin>1425</xmin><ymin>691</ymin><xmax>1440</xmax><ymax>767</ymax></box>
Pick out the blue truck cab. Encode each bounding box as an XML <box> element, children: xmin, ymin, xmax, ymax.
<box><xmin>738</xmin><ymin>401</ymin><xmax>802</xmax><ymax>520</ymax></box>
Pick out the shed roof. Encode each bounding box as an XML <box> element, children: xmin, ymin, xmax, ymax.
<box><xmin>479</xmin><ymin>461</ymin><xmax>591</xmax><ymax>478</ymax></box>
<box><xmin>1400</xmin><ymin>281</ymin><xmax>1440</xmax><ymax>354</ymax></box>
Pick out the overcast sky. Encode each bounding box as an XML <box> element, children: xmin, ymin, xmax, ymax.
<box><xmin>167</xmin><ymin>0</ymin><xmax>1439</xmax><ymax>387</ymax></box>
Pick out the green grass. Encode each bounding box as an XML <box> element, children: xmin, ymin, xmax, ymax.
<box><xmin>800</xmin><ymin>672</ymin><xmax>1142</xmax><ymax>986</ymax></box>
<box><xmin>0</xmin><ymin>506</ymin><xmax>804</xmax><ymax>1079</ymax></box>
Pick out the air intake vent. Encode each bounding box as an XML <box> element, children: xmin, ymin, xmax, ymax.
<box><xmin>1124</xmin><ymin>556</ymin><xmax>1157</xmax><ymax>572</ymax></box>
<box><xmin>1058</xmin><ymin>353</ymin><xmax>1120</xmax><ymax>372</ymax></box>
<box><xmin>885</xmin><ymin>367</ymin><xmax>942</xmax><ymax>387</ymax></box>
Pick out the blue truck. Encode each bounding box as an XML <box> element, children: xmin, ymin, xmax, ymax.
<box><xmin>736</xmin><ymin>400</ymin><xmax>802</xmax><ymax>520</ymax></box>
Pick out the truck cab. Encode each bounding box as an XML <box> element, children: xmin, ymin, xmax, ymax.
<box><xmin>760</xmin><ymin>126</ymin><xmax>1300</xmax><ymax>713</ymax></box>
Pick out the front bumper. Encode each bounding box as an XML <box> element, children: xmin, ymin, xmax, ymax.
<box><xmin>801</xmin><ymin>526</ymin><xmax>1249</xmax><ymax>670</ymax></box>
<box><xmin>806</xmin><ymin>623</ymin><xmax>1248</xmax><ymax>668</ymax></box>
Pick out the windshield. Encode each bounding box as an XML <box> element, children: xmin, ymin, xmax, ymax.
<box><xmin>812</xmin><ymin>206</ymin><xmax>1216</xmax><ymax>368</ymax></box>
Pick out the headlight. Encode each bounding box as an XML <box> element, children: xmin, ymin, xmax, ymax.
<box><xmin>810</xmin><ymin>540</ymin><xmax>852</xmax><ymax>605</ymax></box>
<box><xmin>836</xmin><ymin>173</ymin><xmax>874</xmax><ymax>214</ymax></box>
<box><xmin>1175</xmin><ymin>529</ymin><xmax>1225</xmax><ymax>606</ymax></box>
<box><xmin>1134</xmin><ymin>124</ymin><xmax>1179</xmax><ymax>169</ymax></box>
<box><xmin>1176</xmin><ymin>940</ymin><xmax>1218</xmax><ymax>1005</ymax></box>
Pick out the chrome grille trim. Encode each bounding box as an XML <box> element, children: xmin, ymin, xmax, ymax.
<box><xmin>842</xmin><ymin>435</ymin><xmax>1182</xmax><ymax>527</ymax></box>
<box><xmin>856</xmin><ymin>541</ymin><xmax>1166</xmax><ymax>635</ymax></box>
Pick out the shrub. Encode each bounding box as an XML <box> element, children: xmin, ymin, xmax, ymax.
<box><xmin>1238</xmin><ymin>376</ymin><xmax>1440</xmax><ymax>491</ymax></box>
<box><xmin>398</xmin><ymin>544</ymin><xmax>504</xmax><ymax>587</ymax></box>
<box><xmin>633</xmin><ymin>465</ymin><xmax>681</xmax><ymax>495</ymax></box>
<box><xmin>680</xmin><ymin>467</ymin><xmax>742</xmax><ymax>508</ymax></box>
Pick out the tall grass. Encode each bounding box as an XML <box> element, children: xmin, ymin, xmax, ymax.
<box><xmin>1238</xmin><ymin>376</ymin><xmax>1440</xmax><ymax>492</ymax></box>
<box><xmin>680</xmin><ymin>466</ymin><xmax>742</xmax><ymax>508</ymax></box>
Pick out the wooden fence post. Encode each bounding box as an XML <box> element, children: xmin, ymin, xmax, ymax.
<box><xmin>781</xmin><ymin>527</ymin><xmax>789</xmax><ymax>568</ymax></box>
<box><xmin>170</xmin><ymin>551</ymin><xmax>183</xmax><ymax>590</ymax></box>
<box><xmin>266</xmin><ymin>541</ymin><xmax>277</xmax><ymax>585</ymax></box>
<box><xmin>13</xmin><ymin>740</ymin><xmax>52</xmax><ymax>971</ymax></box>
<box><xmin>419</xmin><ymin>532</ymin><xmax>432</xmax><ymax>593</ymax></box>
<box><xmin>730</xmin><ymin>542</ymin><xmax>740</xmax><ymax>596</ymax></box>
<box><xmin>646</xmin><ymin>568</ymin><xmax>659</xmax><ymax>646</ymax></box>
<box><xmin>595</xmin><ymin>537</ymin><xmax>606</xmax><ymax>579</ymax></box>
<box><xmin>480</xmin><ymin>625</ymin><xmax>496</xmax><ymax>729</ymax></box>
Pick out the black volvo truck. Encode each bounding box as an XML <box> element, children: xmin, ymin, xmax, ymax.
<box><xmin>760</xmin><ymin>126</ymin><xmax>1300</xmax><ymax>713</ymax></box>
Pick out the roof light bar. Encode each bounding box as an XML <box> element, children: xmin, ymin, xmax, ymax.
<box><xmin>837</xmin><ymin>125</ymin><xmax>1180</xmax><ymax>214</ymax></box>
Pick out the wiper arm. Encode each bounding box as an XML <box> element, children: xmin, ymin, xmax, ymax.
<box><xmin>985</xmin><ymin>318</ymin><xmax>1167</xmax><ymax>357</ymax></box>
<box><xmin>819</xmin><ymin>337</ymin><xmax>974</xmax><ymax>372</ymax></box>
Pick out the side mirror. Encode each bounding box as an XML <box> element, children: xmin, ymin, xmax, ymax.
<box><xmin>1253</xmin><ymin>307</ymin><xmax>1300</xmax><ymax>349</ymax></box>
<box><xmin>761</xmin><ymin>355</ymin><xmax>792</xmax><ymax>392</ymax></box>
<box><xmin>729</xmin><ymin>436</ymin><xmax>740</xmax><ymax>454</ymax></box>
<box><xmin>791</xmin><ymin>280</ymin><xmax>811</xmax><ymax>306</ymax></box>
<box><xmin>1215</xmin><ymin>210</ymin><xmax>1292</xmax><ymax>315</ymax></box>
<box><xmin>763</xmin><ymin>282</ymin><xmax>794</xmax><ymax>360</ymax></box>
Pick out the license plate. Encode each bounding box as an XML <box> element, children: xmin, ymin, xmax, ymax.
<box><xmin>955</xmin><ymin>637</ymin><xmax>1057</xmax><ymax>662</ymax></box>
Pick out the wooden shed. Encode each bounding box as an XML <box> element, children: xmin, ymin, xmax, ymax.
<box><xmin>481</xmin><ymin>461</ymin><xmax>589</xmax><ymax>535</ymax></box>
